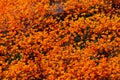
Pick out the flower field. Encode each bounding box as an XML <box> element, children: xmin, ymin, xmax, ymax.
<box><xmin>0</xmin><ymin>0</ymin><xmax>120</xmax><ymax>80</ymax></box>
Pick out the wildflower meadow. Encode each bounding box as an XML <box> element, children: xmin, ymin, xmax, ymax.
<box><xmin>0</xmin><ymin>0</ymin><xmax>120</xmax><ymax>80</ymax></box>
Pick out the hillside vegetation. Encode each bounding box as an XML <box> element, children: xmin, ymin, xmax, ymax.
<box><xmin>0</xmin><ymin>0</ymin><xmax>120</xmax><ymax>79</ymax></box>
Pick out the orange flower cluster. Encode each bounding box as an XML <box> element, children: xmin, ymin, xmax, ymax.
<box><xmin>0</xmin><ymin>0</ymin><xmax>120</xmax><ymax>79</ymax></box>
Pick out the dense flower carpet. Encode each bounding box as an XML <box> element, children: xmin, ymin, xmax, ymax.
<box><xmin>0</xmin><ymin>0</ymin><xmax>120</xmax><ymax>79</ymax></box>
